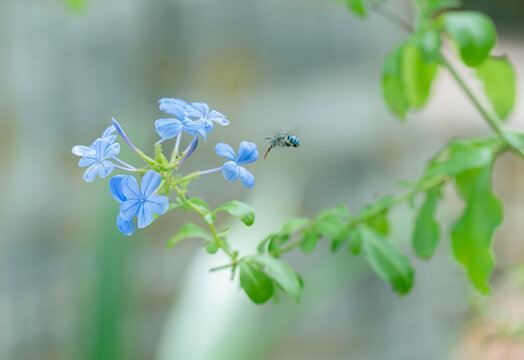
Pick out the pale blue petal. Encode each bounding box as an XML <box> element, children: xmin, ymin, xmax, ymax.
<box><xmin>141</xmin><ymin>170</ymin><xmax>161</xmax><ymax>197</ymax></box>
<box><xmin>215</xmin><ymin>143</ymin><xmax>236</xmax><ymax>161</ymax></box>
<box><xmin>155</xmin><ymin>118</ymin><xmax>183</xmax><ymax>140</ymax></box>
<box><xmin>145</xmin><ymin>195</ymin><xmax>169</xmax><ymax>215</ymax></box>
<box><xmin>186</xmin><ymin>102</ymin><xmax>209</xmax><ymax>119</ymax></box>
<box><xmin>239</xmin><ymin>167</ymin><xmax>255</xmax><ymax>188</ymax></box>
<box><xmin>82</xmin><ymin>164</ymin><xmax>99</xmax><ymax>182</ymax></box>
<box><xmin>137</xmin><ymin>205</ymin><xmax>154</xmax><ymax>228</ymax></box>
<box><xmin>98</xmin><ymin>160</ymin><xmax>114</xmax><ymax>178</ymax></box>
<box><xmin>208</xmin><ymin>110</ymin><xmax>229</xmax><ymax>126</ymax></box>
<box><xmin>117</xmin><ymin>214</ymin><xmax>135</xmax><ymax>236</ymax></box>
<box><xmin>120</xmin><ymin>199</ymin><xmax>141</xmax><ymax>221</ymax></box>
<box><xmin>236</xmin><ymin>141</ymin><xmax>258</xmax><ymax>165</ymax></box>
<box><xmin>72</xmin><ymin>145</ymin><xmax>94</xmax><ymax>157</ymax></box>
<box><xmin>222</xmin><ymin>161</ymin><xmax>239</xmax><ymax>182</ymax></box>
<box><xmin>78</xmin><ymin>156</ymin><xmax>98</xmax><ymax>167</ymax></box>
<box><xmin>112</xmin><ymin>118</ymin><xmax>125</xmax><ymax>137</ymax></box>
<box><xmin>104</xmin><ymin>143</ymin><xmax>120</xmax><ymax>159</ymax></box>
<box><xmin>102</xmin><ymin>125</ymin><xmax>116</xmax><ymax>138</ymax></box>
<box><xmin>94</xmin><ymin>137</ymin><xmax>111</xmax><ymax>156</ymax></box>
<box><xmin>110</xmin><ymin>175</ymin><xmax>129</xmax><ymax>203</ymax></box>
<box><xmin>204</xmin><ymin>119</ymin><xmax>214</xmax><ymax>133</ymax></box>
<box><xmin>159</xmin><ymin>98</ymin><xmax>187</xmax><ymax>118</ymax></box>
<box><xmin>122</xmin><ymin>176</ymin><xmax>141</xmax><ymax>199</ymax></box>
<box><xmin>183</xmin><ymin>119</ymin><xmax>207</xmax><ymax>141</ymax></box>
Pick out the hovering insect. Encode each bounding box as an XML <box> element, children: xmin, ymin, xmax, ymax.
<box><xmin>264</xmin><ymin>133</ymin><xmax>301</xmax><ymax>159</ymax></box>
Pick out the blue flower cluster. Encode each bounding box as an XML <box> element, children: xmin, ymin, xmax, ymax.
<box><xmin>72</xmin><ymin>98</ymin><xmax>258</xmax><ymax>236</ymax></box>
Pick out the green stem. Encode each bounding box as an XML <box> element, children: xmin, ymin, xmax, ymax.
<box><xmin>271</xmin><ymin>173</ymin><xmax>449</xmax><ymax>257</ymax></box>
<box><xmin>439</xmin><ymin>56</ymin><xmax>524</xmax><ymax>158</ymax></box>
<box><xmin>136</xmin><ymin>149</ymin><xmax>156</xmax><ymax>165</ymax></box>
<box><xmin>174</xmin><ymin>187</ymin><xmax>236</xmax><ymax>259</ymax></box>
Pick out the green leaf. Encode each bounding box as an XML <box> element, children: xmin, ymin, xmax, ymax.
<box><xmin>279</xmin><ymin>217</ymin><xmax>311</xmax><ymax>234</ymax></box>
<box><xmin>444</xmin><ymin>11</ymin><xmax>496</xmax><ymax>67</ymax></box>
<box><xmin>167</xmin><ymin>223</ymin><xmax>211</xmax><ymax>249</ymax></box>
<box><xmin>249</xmin><ymin>254</ymin><xmax>302</xmax><ymax>302</ymax></box>
<box><xmin>345</xmin><ymin>0</ymin><xmax>366</xmax><ymax>18</ymax></box>
<box><xmin>316</xmin><ymin>205</ymin><xmax>350</xmax><ymax>221</ymax></box>
<box><xmin>416</xmin><ymin>28</ymin><xmax>442</xmax><ymax>63</ymax></box>
<box><xmin>316</xmin><ymin>214</ymin><xmax>346</xmax><ymax>239</ymax></box>
<box><xmin>301</xmin><ymin>229</ymin><xmax>319</xmax><ymax>253</ymax></box>
<box><xmin>415</xmin><ymin>0</ymin><xmax>461</xmax><ymax>18</ymax></box>
<box><xmin>205</xmin><ymin>241</ymin><xmax>219</xmax><ymax>254</ymax></box>
<box><xmin>268</xmin><ymin>234</ymin><xmax>290</xmax><ymax>253</ymax></box>
<box><xmin>382</xmin><ymin>44</ymin><xmax>410</xmax><ymax>119</ymax></box>
<box><xmin>331</xmin><ymin>228</ymin><xmax>352</xmax><ymax>253</ymax></box>
<box><xmin>451</xmin><ymin>164</ymin><xmax>502</xmax><ymax>294</ymax></box>
<box><xmin>215</xmin><ymin>200</ymin><xmax>255</xmax><ymax>226</ymax></box>
<box><xmin>402</xmin><ymin>43</ymin><xmax>438</xmax><ymax>108</ymax></box>
<box><xmin>359</xmin><ymin>226</ymin><xmax>414</xmax><ymax>295</ymax></box>
<box><xmin>63</xmin><ymin>0</ymin><xmax>88</xmax><ymax>12</ymax></box>
<box><xmin>239</xmin><ymin>261</ymin><xmax>274</xmax><ymax>304</ymax></box>
<box><xmin>366</xmin><ymin>212</ymin><xmax>389</xmax><ymax>235</ymax></box>
<box><xmin>413</xmin><ymin>187</ymin><xmax>442</xmax><ymax>259</ymax></box>
<box><xmin>349</xmin><ymin>230</ymin><xmax>363</xmax><ymax>255</ymax></box>
<box><xmin>475</xmin><ymin>55</ymin><xmax>516</xmax><ymax>120</ymax></box>
<box><xmin>189</xmin><ymin>197</ymin><xmax>210</xmax><ymax>212</ymax></box>
<box><xmin>422</xmin><ymin>138</ymin><xmax>498</xmax><ymax>179</ymax></box>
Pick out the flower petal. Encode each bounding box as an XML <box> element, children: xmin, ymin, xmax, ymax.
<box><xmin>109</xmin><ymin>175</ymin><xmax>129</xmax><ymax>203</ymax></box>
<box><xmin>204</xmin><ymin>119</ymin><xmax>214</xmax><ymax>133</ymax></box>
<box><xmin>120</xmin><ymin>199</ymin><xmax>141</xmax><ymax>221</ymax></box>
<box><xmin>155</xmin><ymin>118</ymin><xmax>183</xmax><ymax>140</ymax></box>
<box><xmin>222</xmin><ymin>161</ymin><xmax>240</xmax><ymax>182</ymax></box>
<box><xmin>215</xmin><ymin>143</ymin><xmax>236</xmax><ymax>161</ymax></box>
<box><xmin>122</xmin><ymin>176</ymin><xmax>141</xmax><ymax>199</ymax></box>
<box><xmin>239</xmin><ymin>167</ymin><xmax>255</xmax><ymax>188</ymax></box>
<box><xmin>186</xmin><ymin>102</ymin><xmax>209</xmax><ymax>119</ymax></box>
<box><xmin>72</xmin><ymin>145</ymin><xmax>94</xmax><ymax>157</ymax></box>
<box><xmin>82</xmin><ymin>164</ymin><xmax>99</xmax><ymax>182</ymax></box>
<box><xmin>208</xmin><ymin>110</ymin><xmax>229</xmax><ymax>126</ymax></box>
<box><xmin>183</xmin><ymin>119</ymin><xmax>207</xmax><ymax>141</ymax></box>
<box><xmin>159</xmin><ymin>98</ymin><xmax>187</xmax><ymax>118</ymax></box>
<box><xmin>102</xmin><ymin>125</ymin><xmax>116</xmax><ymax>138</ymax></box>
<box><xmin>98</xmin><ymin>160</ymin><xmax>115</xmax><ymax>178</ymax></box>
<box><xmin>145</xmin><ymin>195</ymin><xmax>169</xmax><ymax>215</ymax></box>
<box><xmin>236</xmin><ymin>141</ymin><xmax>258</xmax><ymax>165</ymax></box>
<box><xmin>104</xmin><ymin>143</ymin><xmax>120</xmax><ymax>159</ymax></box>
<box><xmin>140</xmin><ymin>170</ymin><xmax>161</xmax><ymax>197</ymax></box>
<box><xmin>78</xmin><ymin>156</ymin><xmax>98</xmax><ymax>167</ymax></box>
<box><xmin>137</xmin><ymin>204</ymin><xmax>154</xmax><ymax>228</ymax></box>
<box><xmin>117</xmin><ymin>214</ymin><xmax>135</xmax><ymax>236</ymax></box>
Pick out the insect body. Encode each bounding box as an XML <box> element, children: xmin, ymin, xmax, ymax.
<box><xmin>264</xmin><ymin>134</ymin><xmax>301</xmax><ymax>159</ymax></box>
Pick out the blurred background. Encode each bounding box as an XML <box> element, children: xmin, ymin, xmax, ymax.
<box><xmin>1</xmin><ymin>0</ymin><xmax>524</xmax><ymax>359</ymax></box>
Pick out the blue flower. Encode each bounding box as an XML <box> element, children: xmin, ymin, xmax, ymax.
<box><xmin>215</xmin><ymin>141</ymin><xmax>258</xmax><ymax>188</ymax></box>
<box><xmin>155</xmin><ymin>98</ymin><xmax>207</xmax><ymax>141</ymax></box>
<box><xmin>109</xmin><ymin>175</ymin><xmax>136</xmax><ymax>236</ymax></box>
<box><xmin>78</xmin><ymin>138</ymin><xmax>120</xmax><ymax>182</ymax></box>
<box><xmin>186</xmin><ymin>102</ymin><xmax>229</xmax><ymax>133</ymax></box>
<box><xmin>119</xmin><ymin>170</ymin><xmax>169</xmax><ymax>229</ymax></box>
<box><xmin>71</xmin><ymin>125</ymin><xmax>116</xmax><ymax>157</ymax></box>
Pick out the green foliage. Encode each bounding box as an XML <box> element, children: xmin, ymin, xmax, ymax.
<box><xmin>63</xmin><ymin>0</ymin><xmax>88</xmax><ymax>13</ymax></box>
<box><xmin>413</xmin><ymin>187</ymin><xmax>442</xmax><ymax>259</ymax></box>
<box><xmin>205</xmin><ymin>241</ymin><xmax>219</xmax><ymax>254</ymax></box>
<box><xmin>249</xmin><ymin>254</ymin><xmax>303</xmax><ymax>302</ymax></box>
<box><xmin>402</xmin><ymin>43</ymin><xmax>438</xmax><ymax>108</ymax></box>
<box><xmin>349</xmin><ymin>230</ymin><xmax>363</xmax><ymax>255</ymax></box>
<box><xmin>475</xmin><ymin>56</ymin><xmax>516</xmax><ymax>120</ymax></box>
<box><xmin>444</xmin><ymin>11</ymin><xmax>496</xmax><ymax>67</ymax></box>
<box><xmin>452</xmin><ymin>164</ymin><xmax>502</xmax><ymax>294</ymax></box>
<box><xmin>382</xmin><ymin>44</ymin><xmax>410</xmax><ymax>119</ymax></box>
<box><xmin>359</xmin><ymin>226</ymin><xmax>414</xmax><ymax>295</ymax></box>
<box><xmin>166</xmin><ymin>222</ymin><xmax>210</xmax><ymax>248</ymax></box>
<box><xmin>415</xmin><ymin>0</ymin><xmax>461</xmax><ymax>18</ymax></box>
<box><xmin>382</xmin><ymin>41</ymin><xmax>437</xmax><ymax>118</ymax></box>
<box><xmin>300</xmin><ymin>229</ymin><xmax>319</xmax><ymax>253</ymax></box>
<box><xmin>345</xmin><ymin>0</ymin><xmax>367</xmax><ymax>18</ymax></box>
<box><xmin>239</xmin><ymin>260</ymin><xmax>274</xmax><ymax>304</ymax></box>
<box><xmin>415</xmin><ymin>28</ymin><xmax>441</xmax><ymax>63</ymax></box>
<box><xmin>215</xmin><ymin>200</ymin><xmax>255</xmax><ymax>226</ymax></box>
